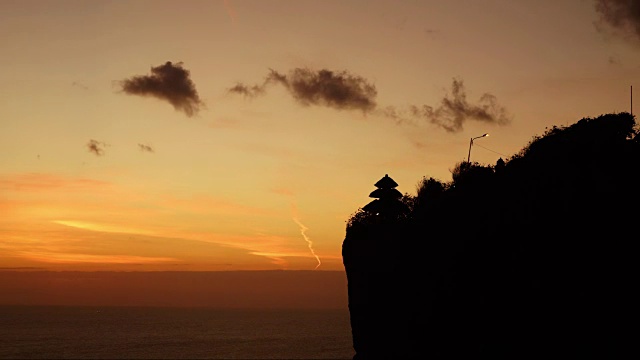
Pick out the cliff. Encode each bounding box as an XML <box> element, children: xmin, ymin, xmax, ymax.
<box><xmin>343</xmin><ymin>113</ymin><xmax>636</xmax><ymax>358</ymax></box>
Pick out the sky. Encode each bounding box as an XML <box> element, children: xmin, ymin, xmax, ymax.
<box><xmin>0</xmin><ymin>271</ymin><xmax>348</xmax><ymax>308</ymax></box>
<box><xmin>2</xmin><ymin>0</ymin><xmax>640</xmax><ymax>272</ymax></box>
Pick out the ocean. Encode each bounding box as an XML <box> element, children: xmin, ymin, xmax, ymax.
<box><xmin>0</xmin><ymin>306</ymin><xmax>355</xmax><ymax>359</ymax></box>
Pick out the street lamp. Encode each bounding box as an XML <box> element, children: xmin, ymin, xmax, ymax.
<box><xmin>467</xmin><ymin>133</ymin><xmax>489</xmax><ymax>163</ymax></box>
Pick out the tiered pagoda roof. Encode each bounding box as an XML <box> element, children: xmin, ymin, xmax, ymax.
<box><xmin>362</xmin><ymin>174</ymin><xmax>407</xmax><ymax>215</ymax></box>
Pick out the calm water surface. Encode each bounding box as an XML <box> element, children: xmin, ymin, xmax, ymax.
<box><xmin>0</xmin><ymin>306</ymin><xmax>354</xmax><ymax>359</ymax></box>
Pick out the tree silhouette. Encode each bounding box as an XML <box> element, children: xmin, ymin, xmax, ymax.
<box><xmin>344</xmin><ymin>112</ymin><xmax>636</xmax><ymax>358</ymax></box>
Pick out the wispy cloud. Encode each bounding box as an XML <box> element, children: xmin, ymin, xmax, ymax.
<box><xmin>223</xmin><ymin>0</ymin><xmax>237</xmax><ymax>24</ymax></box>
<box><xmin>228</xmin><ymin>83</ymin><xmax>267</xmax><ymax>98</ymax></box>
<box><xmin>608</xmin><ymin>55</ymin><xmax>622</xmax><ymax>65</ymax></box>
<box><xmin>18</xmin><ymin>251</ymin><xmax>178</xmax><ymax>265</ymax></box>
<box><xmin>138</xmin><ymin>143</ymin><xmax>154</xmax><ymax>153</ymax></box>
<box><xmin>374</xmin><ymin>106</ymin><xmax>413</xmax><ymax>125</ymax></box>
<box><xmin>53</xmin><ymin>220</ymin><xmax>157</xmax><ymax>236</ymax></box>
<box><xmin>595</xmin><ymin>0</ymin><xmax>640</xmax><ymax>43</ymax></box>
<box><xmin>152</xmin><ymin>230</ymin><xmax>320</xmax><ymax>269</ymax></box>
<box><xmin>424</xmin><ymin>28</ymin><xmax>440</xmax><ymax>38</ymax></box>
<box><xmin>1</xmin><ymin>172</ymin><xmax>319</xmax><ymax>269</ymax></box>
<box><xmin>229</xmin><ymin>68</ymin><xmax>377</xmax><ymax>112</ymax></box>
<box><xmin>0</xmin><ymin>173</ymin><xmax>110</xmax><ymax>192</ymax></box>
<box><xmin>87</xmin><ymin>139</ymin><xmax>107</xmax><ymax>156</ymax></box>
<box><xmin>119</xmin><ymin>61</ymin><xmax>203</xmax><ymax>117</ymax></box>
<box><xmin>229</xmin><ymin>68</ymin><xmax>511</xmax><ymax>132</ymax></box>
<box><xmin>409</xmin><ymin>78</ymin><xmax>512</xmax><ymax>133</ymax></box>
<box><xmin>71</xmin><ymin>81</ymin><xmax>89</xmax><ymax>90</ymax></box>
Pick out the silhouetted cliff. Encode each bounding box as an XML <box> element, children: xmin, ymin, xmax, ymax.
<box><xmin>343</xmin><ymin>113</ymin><xmax>636</xmax><ymax>358</ymax></box>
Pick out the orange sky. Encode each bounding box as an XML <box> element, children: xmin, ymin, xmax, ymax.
<box><xmin>0</xmin><ymin>271</ymin><xmax>348</xmax><ymax>308</ymax></box>
<box><xmin>2</xmin><ymin>0</ymin><xmax>639</xmax><ymax>272</ymax></box>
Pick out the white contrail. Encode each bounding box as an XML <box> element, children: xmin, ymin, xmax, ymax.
<box><xmin>291</xmin><ymin>204</ymin><xmax>321</xmax><ymax>270</ymax></box>
<box><xmin>223</xmin><ymin>0</ymin><xmax>237</xmax><ymax>24</ymax></box>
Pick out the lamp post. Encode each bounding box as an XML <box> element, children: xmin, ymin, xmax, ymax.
<box><xmin>467</xmin><ymin>133</ymin><xmax>489</xmax><ymax>163</ymax></box>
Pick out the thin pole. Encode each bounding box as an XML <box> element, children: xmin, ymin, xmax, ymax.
<box><xmin>467</xmin><ymin>138</ymin><xmax>473</xmax><ymax>163</ymax></box>
<box><xmin>631</xmin><ymin>85</ymin><xmax>633</xmax><ymax>116</ymax></box>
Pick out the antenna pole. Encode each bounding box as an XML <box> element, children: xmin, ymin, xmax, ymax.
<box><xmin>631</xmin><ymin>85</ymin><xmax>633</xmax><ymax>116</ymax></box>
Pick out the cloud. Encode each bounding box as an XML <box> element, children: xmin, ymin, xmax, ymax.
<box><xmin>87</xmin><ymin>139</ymin><xmax>107</xmax><ymax>156</ymax></box>
<box><xmin>228</xmin><ymin>83</ymin><xmax>267</xmax><ymax>98</ymax></box>
<box><xmin>229</xmin><ymin>68</ymin><xmax>377</xmax><ymax>112</ymax></box>
<box><xmin>71</xmin><ymin>81</ymin><xmax>89</xmax><ymax>90</ymax></box>
<box><xmin>138</xmin><ymin>143</ymin><xmax>154</xmax><ymax>153</ymax></box>
<box><xmin>18</xmin><ymin>251</ymin><xmax>179</xmax><ymax>265</ymax></box>
<box><xmin>424</xmin><ymin>28</ymin><xmax>440</xmax><ymax>38</ymax></box>
<box><xmin>229</xmin><ymin>69</ymin><xmax>510</xmax><ymax>132</ymax></box>
<box><xmin>375</xmin><ymin>106</ymin><xmax>414</xmax><ymax>125</ymax></box>
<box><xmin>119</xmin><ymin>61</ymin><xmax>203</xmax><ymax>117</ymax></box>
<box><xmin>0</xmin><ymin>173</ymin><xmax>110</xmax><ymax>192</ymax></box>
<box><xmin>409</xmin><ymin>78</ymin><xmax>511</xmax><ymax>133</ymax></box>
<box><xmin>608</xmin><ymin>55</ymin><xmax>622</xmax><ymax>65</ymax></box>
<box><xmin>594</xmin><ymin>0</ymin><xmax>640</xmax><ymax>43</ymax></box>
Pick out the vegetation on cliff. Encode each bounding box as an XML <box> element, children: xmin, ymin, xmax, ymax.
<box><xmin>344</xmin><ymin>112</ymin><xmax>636</xmax><ymax>357</ymax></box>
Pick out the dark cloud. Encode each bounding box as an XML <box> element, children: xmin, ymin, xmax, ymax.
<box><xmin>119</xmin><ymin>61</ymin><xmax>203</xmax><ymax>117</ymax></box>
<box><xmin>284</xmin><ymin>68</ymin><xmax>377</xmax><ymax>111</ymax></box>
<box><xmin>595</xmin><ymin>0</ymin><xmax>640</xmax><ymax>42</ymax></box>
<box><xmin>138</xmin><ymin>144</ymin><xmax>154</xmax><ymax>153</ymax></box>
<box><xmin>424</xmin><ymin>28</ymin><xmax>440</xmax><ymax>37</ymax></box>
<box><xmin>87</xmin><ymin>139</ymin><xmax>107</xmax><ymax>156</ymax></box>
<box><xmin>229</xmin><ymin>69</ymin><xmax>510</xmax><ymax>132</ymax></box>
<box><xmin>227</xmin><ymin>68</ymin><xmax>288</xmax><ymax>98</ymax></box>
<box><xmin>228</xmin><ymin>68</ymin><xmax>377</xmax><ymax>112</ymax></box>
<box><xmin>608</xmin><ymin>55</ymin><xmax>622</xmax><ymax>65</ymax></box>
<box><xmin>409</xmin><ymin>78</ymin><xmax>511</xmax><ymax>133</ymax></box>
<box><xmin>228</xmin><ymin>83</ymin><xmax>267</xmax><ymax>98</ymax></box>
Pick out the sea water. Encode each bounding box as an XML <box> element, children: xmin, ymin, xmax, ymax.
<box><xmin>0</xmin><ymin>306</ymin><xmax>354</xmax><ymax>359</ymax></box>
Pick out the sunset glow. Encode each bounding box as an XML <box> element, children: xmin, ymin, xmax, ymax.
<box><xmin>2</xmin><ymin>0</ymin><xmax>639</xmax><ymax>272</ymax></box>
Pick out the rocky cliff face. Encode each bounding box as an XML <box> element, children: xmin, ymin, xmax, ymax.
<box><xmin>342</xmin><ymin>175</ymin><xmax>421</xmax><ymax>359</ymax></box>
<box><xmin>343</xmin><ymin>220</ymin><xmax>410</xmax><ymax>359</ymax></box>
